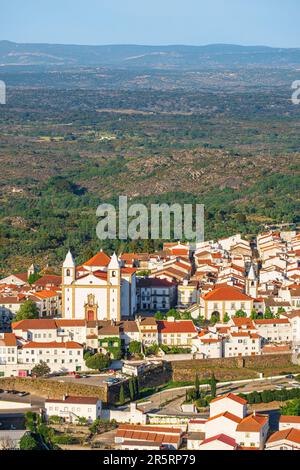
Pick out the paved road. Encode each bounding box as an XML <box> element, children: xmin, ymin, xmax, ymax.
<box><xmin>138</xmin><ymin>376</ymin><xmax>299</xmax><ymax>415</ymax></box>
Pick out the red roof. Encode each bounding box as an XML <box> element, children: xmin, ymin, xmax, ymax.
<box><xmin>83</xmin><ymin>251</ymin><xmax>111</xmax><ymax>267</ymax></box>
<box><xmin>22</xmin><ymin>341</ymin><xmax>82</xmax><ymax>349</ymax></box>
<box><xmin>157</xmin><ymin>320</ymin><xmax>197</xmax><ymax>334</ymax></box>
<box><xmin>12</xmin><ymin>319</ymin><xmax>57</xmax><ymax>330</ymax></box>
<box><xmin>203</xmin><ymin>286</ymin><xmax>252</xmax><ymax>301</ymax></box>
<box><xmin>46</xmin><ymin>396</ymin><xmax>99</xmax><ymax>404</ymax></box>
<box><xmin>207</xmin><ymin>412</ymin><xmax>241</xmax><ymax>424</ymax></box>
<box><xmin>236</xmin><ymin>414</ymin><xmax>268</xmax><ymax>432</ymax></box>
<box><xmin>0</xmin><ymin>333</ymin><xmax>17</xmax><ymax>347</ymax></box>
<box><xmin>200</xmin><ymin>434</ymin><xmax>237</xmax><ymax>448</ymax></box>
<box><xmin>255</xmin><ymin>319</ymin><xmax>290</xmax><ymax>325</ymax></box>
<box><xmin>211</xmin><ymin>393</ymin><xmax>247</xmax><ymax>406</ymax></box>
<box><xmin>34</xmin><ymin>275</ymin><xmax>61</xmax><ymax>287</ymax></box>
<box><xmin>280</xmin><ymin>415</ymin><xmax>300</xmax><ymax>424</ymax></box>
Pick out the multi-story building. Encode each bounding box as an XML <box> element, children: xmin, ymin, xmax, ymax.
<box><xmin>254</xmin><ymin>319</ymin><xmax>292</xmax><ymax>344</ymax></box>
<box><xmin>136</xmin><ymin>278</ymin><xmax>176</xmax><ymax>312</ymax></box>
<box><xmin>157</xmin><ymin>318</ymin><xmax>197</xmax><ymax>347</ymax></box>
<box><xmin>45</xmin><ymin>396</ymin><xmax>102</xmax><ymax>424</ymax></box>
<box><xmin>224</xmin><ymin>332</ymin><xmax>261</xmax><ymax>357</ymax></box>
<box><xmin>62</xmin><ymin>251</ymin><xmax>136</xmax><ymax>321</ymax></box>
<box><xmin>201</xmin><ymin>286</ymin><xmax>254</xmax><ymax>321</ymax></box>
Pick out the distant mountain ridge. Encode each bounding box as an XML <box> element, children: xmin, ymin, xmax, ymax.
<box><xmin>1</xmin><ymin>40</ymin><xmax>300</xmax><ymax>68</ymax></box>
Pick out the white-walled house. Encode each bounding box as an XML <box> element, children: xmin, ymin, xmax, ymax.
<box><xmin>266</xmin><ymin>428</ymin><xmax>300</xmax><ymax>450</ymax></box>
<box><xmin>201</xmin><ymin>286</ymin><xmax>253</xmax><ymax>321</ymax></box>
<box><xmin>279</xmin><ymin>416</ymin><xmax>300</xmax><ymax>431</ymax></box>
<box><xmin>199</xmin><ymin>434</ymin><xmax>238</xmax><ymax>450</ymax></box>
<box><xmin>17</xmin><ymin>341</ymin><xmax>84</xmax><ymax>374</ymax></box>
<box><xmin>45</xmin><ymin>396</ymin><xmax>102</xmax><ymax>423</ymax></box>
<box><xmin>235</xmin><ymin>413</ymin><xmax>269</xmax><ymax>450</ymax></box>
<box><xmin>254</xmin><ymin>319</ymin><xmax>292</xmax><ymax>343</ymax></box>
<box><xmin>224</xmin><ymin>332</ymin><xmax>262</xmax><ymax>357</ymax></box>
<box><xmin>205</xmin><ymin>412</ymin><xmax>241</xmax><ymax>439</ymax></box>
<box><xmin>209</xmin><ymin>394</ymin><xmax>247</xmax><ymax>419</ymax></box>
<box><xmin>0</xmin><ymin>333</ymin><xmax>18</xmax><ymax>367</ymax></box>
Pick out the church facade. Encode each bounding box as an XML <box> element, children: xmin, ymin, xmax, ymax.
<box><xmin>62</xmin><ymin>250</ymin><xmax>137</xmax><ymax>321</ymax></box>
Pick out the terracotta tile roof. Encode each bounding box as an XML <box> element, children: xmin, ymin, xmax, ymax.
<box><xmin>207</xmin><ymin>412</ymin><xmax>242</xmax><ymax>424</ymax></box>
<box><xmin>0</xmin><ymin>296</ymin><xmax>25</xmax><ymax>304</ymax></box>
<box><xmin>83</xmin><ymin>251</ymin><xmax>111</xmax><ymax>267</ymax></box>
<box><xmin>200</xmin><ymin>434</ymin><xmax>237</xmax><ymax>447</ymax></box>
<box><xmin>116</xmin><ymin>424</ymin><xmax>181</xmax><ymax>444</ymax></box>
<box><xmin>46</xmin><ymin>396</ymin><xmax>99</xmax><ymax>404</ymax></box>
<box><xmin>34</xmin><ymin>275</ymin><xmax>61</xmax><ymax>287</ymax></box>
<box><xmin>55</xmin><ymin>320</ymin><xmax>86</xmax><ymax>327</ymax></box>
<box><xmin>236</xmin><ymin>414</ymin><xmax>268</xmax><ymax>432</ymax></box>
<box><xmin>210</xmin><ymin>393</ymin><xmax>247</xmax><ymax>406</ymax></box>
<box><xmin>0</xmin><ymin>333</ymin><xmax>17</xmax><ymax>347</ymax></box>
<box><xmin>33</xmin><ymin>290</ymin><xmax>59</xmax><ymax>299</ymax></box>
<box><xmin>203</xmin><ymin>286</ymin><xmax>252</xmax><ymax>301</ymax></box>
<box><xmin>10</xmin><ymin>273</ymin><xmax>28</xmax><ymax>282</ymax></box>
<box><xmin>267</xmin><ymin>428</ymin><xmax>300</xmax><ymax>445</ymax></box>
<box><xmin>280</xmin><ymin>415</ymin><xmax>300</xmax><ymax>424</ymax></box>
<box><xmin>232</xmin><ymin>318</ymin><xmax>256</xmax><ymax>329</ymax></box>
<box><xmin>22</xmin><ymin>341</ymin><xmax>82</xmax><ymax>349</ymax></box>
<box><xmin>254</xmin><ymin>318</ymin><xmax>290</xmax><ymax>325</ymax></box>
<box><xmin>157</xmin><ymin>320</ymin><xmax>197</xmax><ymax>334</ymax></box>
<box><xmin>12</xmin><ymin>319</ymin><xmax>57</xmax><ymax>330</ymax></box>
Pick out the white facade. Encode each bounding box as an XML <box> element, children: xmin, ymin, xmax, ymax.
<box><xmin>254</xmin><ymin>319</ymin><xmax>292</xmax><ymax>343</ymax></box>
<box><xmin>45</xmin><ymin>396</ymin><xmax>102</xmax><ymax>423</ymax></box>
<box><xmin>209</xmin><ymin>396</ymin><xmax>247</xmax><ymax>419</ymax></box>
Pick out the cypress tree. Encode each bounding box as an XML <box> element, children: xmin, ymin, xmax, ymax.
<box><xmin>129</xmin><ymin>379</ymin><xmax>135</xmax><ymax>401</ymax></box>
<box><xmin>119</xmin><ymin>384</ymin><xmax>125</xmax><ymax>405</ymax></box>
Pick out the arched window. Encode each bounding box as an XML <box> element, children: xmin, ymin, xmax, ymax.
<box><xmin>66</xmin><ymin>269</ymin><xmax>70</xmax><ymax>277</ymax></box>
<box><xmin>112</xmin><ymin>271</ymin><xmax>116</xmax><ymax>278</ymax></box>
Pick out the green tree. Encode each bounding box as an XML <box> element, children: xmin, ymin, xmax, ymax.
<box><xmin>85</xmin><ymin>353</ymin><xmax>110</xmax><ymax>371</ymax></box>
<box><xmin>264</xmin><ymin>307</ymin><xmax>274</xmax><ymax>319</ymax></box>
<box><xmin>25</xmin><ymin>411</ymin><xmax>39</xmax><ymax>432</ymax></box>
<box><xmin>76</xmin><ymin>417</ymin><xmax>88</xmax><ymax>426</ymax></box>
<box><xmin>195</xmin><ymin>373</ymin><xmax>200</xmax><ymax>399</ymax></box>
<box><xmin>128</xmin><ymin>341</ymin><xmax>142</xmax><ymax>356</ymax></box>
<box><xmin>28</xmin><ymin>273</ymin><xmax>41</xmax><ymax>285</ymax></box>
<box><xmin>281</xmin><ymin>399</ymin><xmax>300</xmax><ymax>416</ymax></box>
<box><xmin>134</xmin><ymin>377</ymin><xmax>140</xmax><ymax>398</ymax></box>
<box><xmin>31</xmin><ymin>361</ymin><xmax>50</xmax><ymax>377</ymax></box>
<box><xmin>166</xmin><ymin>308</ymin><xmax>181</xmax><ymax>320</ymax></box>
<box><xmin>211</xmin><ymin>312</ymin><xmax>220</xmax><ymax>324</ymax></box>
<box><xmin>15</xmin><ymin>300</ymin><xmax>39</xmax><ymax>321</ymax></box>
<box><xmin>154</xmin><ymin>311</ymin><xmax>164</xmax><ymax>320</ymax></box>
<box><xmin>210</xmin><ymin>373</ymin><xmax>217</xmax><ymax>398</ymax></box>
<box><xmin>129</xmin><ymin>379</ymin><xmax>135</xmax><ymax>401</ymax></box>
<box><xmin>250</xmin><ymin>308</ymin><xmax>258</xmax><ymax>320</ymax></box>
<box><xmin>119</xmin><ymin>384</ymin><xmax>125</xmax><ymax>405</ymax></box>
<box><xmin>19</xmin><ymin>433</ymin><xmax>39</xmax><ymax>450</ymax></box>
<box><xmin>235</xmin><ymin>310</ymin><xmax>247</xmax><ymax>318</ymax></box>
<box><xmin>223</xmin><ymin>312</ymin><xmax>230</xmax><ymax>323</ymax></box>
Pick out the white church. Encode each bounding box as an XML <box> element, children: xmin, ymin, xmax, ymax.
<box><xmin>62</xmin><ymin>250</ymin><xmax>137</xmax><ymax>321</ymax></box>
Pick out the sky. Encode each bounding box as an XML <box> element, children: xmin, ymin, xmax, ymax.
<box><xmin>2</xmin><ymin>0</ymin><xmax>300</xmax><ymax>48</ymax></box>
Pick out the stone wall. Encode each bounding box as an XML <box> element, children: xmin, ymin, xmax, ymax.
<box><xmin>0</xmin><ymin>377</ymin><xmax>108</xmax><ymax>403</ymax></box>
<box><xmin>169</xmin><ymin>354</ymin><xmax>295</xmax><ymax>382</ymax></box>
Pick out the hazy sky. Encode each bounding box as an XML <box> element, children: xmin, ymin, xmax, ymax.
<box><xmin>2</xmin><ymin>0</ymin><xmax>300</xmax><ymax>47</ymax></box>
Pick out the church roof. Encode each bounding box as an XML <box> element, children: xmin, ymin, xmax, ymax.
<box><xmin>83</xmin><ymin>251</ymin><xmax>111</xmax><ymax>267</ymax></box>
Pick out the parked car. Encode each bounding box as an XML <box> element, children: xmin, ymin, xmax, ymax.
<box><xmin>286</xmin><ymin>374</ymin><xmax>295</xmax><ymax>379</ymax></box>
<box><xmin>74</xmin><ymin>374</ymin><xmax>81</xmax><ymax>379</ymax></box>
